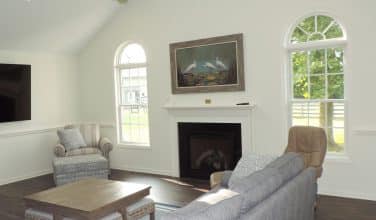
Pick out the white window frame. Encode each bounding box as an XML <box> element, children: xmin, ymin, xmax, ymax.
<box><xmin>114</xmin><ymin>42</ymin><xmax>151</xmax><ymax>148</ymax></box>
<box><xmin>285</xmin><ymin>13</ymin><xmax>348</xmax><ymax>156</ymax></box>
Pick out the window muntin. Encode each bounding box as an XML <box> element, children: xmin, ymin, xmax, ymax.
<box><xmin>292</xmin><ymin>48</ymin><xmax>344</xmax><ymax>100</ymax></box>
<box><xmin>119</xmin><ymin>43</ymin><xmax>146</xmax><ymax>64</ymax></box>
<box><xmin>291</xmin><ymin>15</ymin><xmax>344</xmax><ymax>44</ymax></box>
<box><xmin>288</xmin><ymin>14</ymin><xmax>346</xmax><ymax>153</ymax></box>
<box><xmin>115</xmin><ymin>43</ymin><xmax>150</xmax><ymax>146</ymax></box>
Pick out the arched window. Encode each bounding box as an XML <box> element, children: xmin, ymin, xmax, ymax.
<box><xmin>114</xmin><ymin>43</ymin><xmax>150</xmax><ymax>146</ymax></box>
<box><xmin>287</xmin><ymin>14</ymin><xmax>346</xmax><ymax>153</ymax></box>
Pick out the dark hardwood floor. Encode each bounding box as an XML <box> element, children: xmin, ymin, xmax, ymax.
<box><xmin>0</xmin><ymin>169</ymin><xmax>375</xmax><ymax>220</ymax></box>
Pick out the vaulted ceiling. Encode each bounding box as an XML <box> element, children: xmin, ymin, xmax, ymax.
<box><xmin>0</xmin><ymin>0</ymin><xmax>122</xmax><ymax>53</ymax></box>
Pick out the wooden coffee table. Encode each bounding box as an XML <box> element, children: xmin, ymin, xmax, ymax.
<box><xmin>24</xmin><ymin>178</ymin><xmax>151</xmax><ymax>220</ymax></box>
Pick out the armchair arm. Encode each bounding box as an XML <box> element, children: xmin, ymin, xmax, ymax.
<box><xmin>210</xmin><ymin>170</ymin><xmax>233</xmax><ymax>189</ymax></box>
<box><xmin>99</xmin><ymin>137</ymin><xmax>113</xmax><ymax>159</ymax></box>
<box><xmin>54</xmin><ymin>144</ymin><xmax>66</xmax><ymax>157</ymax></box>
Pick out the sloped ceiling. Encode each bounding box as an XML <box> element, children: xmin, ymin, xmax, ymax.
<box><xmin>0</xmin><ymin>0</ymin><xmax>122</xmax><ymax>53</ymax></box>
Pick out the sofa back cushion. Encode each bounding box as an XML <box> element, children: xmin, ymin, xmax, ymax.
<box><xmin>162</xmin><ymin>187</ymin><xmax>242</xmax><ymax>220</ymax></box>
<box><xmin>229</xmin><ymin>153</ymin><xmax>305</xmax><ymax>214</ymax></box>
<box><xmin>266</xmin><ymin>152</ymin><xmax>304</xmax><ymax>183</ymax></box>
<box><xmin>229</xmin><ymin>168</ymin><xmax>284</xmax><ymax>214</ymax></box>
<box><xmin>238</xmin><ymin>167</ymin><xmax>317</xmax><ymax>220</ymax></box>
<box><xmin>228</xmin><ymin>154</ymin><xmax>277</xmax><ymax>187</ymax></box>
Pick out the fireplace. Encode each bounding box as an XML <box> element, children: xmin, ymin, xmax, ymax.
<box><xmin>178</xmin><ymin>122</ymin><xmax>242</xmax><ymax>180</ymax></box>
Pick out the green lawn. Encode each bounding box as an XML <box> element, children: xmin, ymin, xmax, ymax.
<box><xmin>120</xmin><ymin>107</ymin><xmax>149</xmax><ymax>144</ymax></box>
<box><xmin>293</xmin><ymin>117</ymin><xmax>344</xmax><ymax>153</ymax></box>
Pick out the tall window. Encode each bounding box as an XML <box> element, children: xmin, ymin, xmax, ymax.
<box><xmin>287</xmin><ymin>15</ymin><xmax>346</xmax><ymax>153</ymax></box>
<box><xmin>115</xmin><ymin>43</ymin><xmax>150</xmax><ymax>146</ymax></box>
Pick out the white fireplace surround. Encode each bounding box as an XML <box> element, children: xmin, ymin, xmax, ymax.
<box><xmin>164</xmin><ymin>103</ymin><xmax>256</xmax><ymax>177</ymax></box>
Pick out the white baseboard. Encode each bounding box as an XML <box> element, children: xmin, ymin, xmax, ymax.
<box><xmin>319</xmin><ymin>187</ymin><xmax>376</xmax><ymax>201</ymax></box>
<box><xmin>0</xmin><ymin>169</ymin><xmax>52</xmax><ymax>186</ymax></box>
<box><xmin>111</xmin><ymin>164</ymin><xmax>174</xmax><ymax>177</ymax></box>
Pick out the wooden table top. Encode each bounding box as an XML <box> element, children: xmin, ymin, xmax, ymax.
<box><xmin>24</xmin><ymin>178</ymin><xmax>151</xmax><ymax>213</ymax></box>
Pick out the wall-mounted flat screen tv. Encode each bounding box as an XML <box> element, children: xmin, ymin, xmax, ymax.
<box><xmin>0</xmin><ymin>64</ymin><xmax>31</xmax><ymax>123</ymax></box>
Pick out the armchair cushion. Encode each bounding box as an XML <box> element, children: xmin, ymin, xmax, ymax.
<box><xmin>57</xmin><ymin>128</ymin><xmax>87</xmax><ymax>151</ymax></box>
<box><xmin>66</xmin><ymin>147</ymin><xmax>101</xmax><ymax>157</ymax></box>
<box><xmin>79</xmin><ymin>124</ymin><xmax>100</xmax><ymax>148</ymax></box>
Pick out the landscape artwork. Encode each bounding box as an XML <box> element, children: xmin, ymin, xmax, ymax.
<box><xmin>170</xmin><ymin>34</ymin><xmax>244</xmax><ymax>93</ymax></box>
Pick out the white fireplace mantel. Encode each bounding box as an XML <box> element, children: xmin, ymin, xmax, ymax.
<box><xmin>164</xmin><ymin>102</ymin><xmax>256</xmax><ymax>177</ymax></box>
<box><xmin>163</xmin><ymin>103</ymin><xmax>256</xmax><ymax>111</ymax></box>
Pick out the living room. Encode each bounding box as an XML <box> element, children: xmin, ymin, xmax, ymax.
<box><xmin>0</xmin><ymin>0</ymin><xmax>375</xmax><ymax>219</ymax></box>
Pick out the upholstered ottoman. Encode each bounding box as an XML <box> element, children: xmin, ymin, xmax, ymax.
<box><xmin>25</xmin><ymin>209</ymin><xmax>122</xmax><ymax>220</ymax></box>
<box><xmin>53</xmin><ymin>154</ymin><xmax>109</xmax><ymax>186</ymax></box>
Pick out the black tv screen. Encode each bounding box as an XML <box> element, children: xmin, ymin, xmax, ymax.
<box><xmin>0</xmin><ymin>64</ymin><xmax>31</xmax><ymax>123</ymax></box>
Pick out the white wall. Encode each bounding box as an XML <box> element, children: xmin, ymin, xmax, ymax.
<box><xmin>78</xmin><ymin>0</ymin><xmax>376</xmax><ymax>200</ymax></box>
<box><xmin>0</xmin><ymin>50</ymin><xmax>79</xmax><ymax>185</ymax></box>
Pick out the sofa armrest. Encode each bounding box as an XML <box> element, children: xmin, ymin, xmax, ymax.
<box><xmin>54</xmin><ymin>144</ymin><xmax>66</xmax><ymax>157</ymax></box>
<box><xmin>210</xmin><ymin>171</ymin><xmax>233</xmax><ymax>189</ymax></box>
<box><xmin>99</xmin><ymin>137</ymin><xmax>113</xmax><ymax>159</ymax></box>
<box><xmin>210</xmin><ymin>171</ymin><xmax>224</xmax><ymax>189</ymax></box>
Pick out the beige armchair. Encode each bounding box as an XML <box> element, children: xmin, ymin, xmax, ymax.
<box><xmin>285</xmin><ymin>126</ymin><xmax>327</xmax><ymax>179</ymax></box>
<box><xmin>54</xmin><ymin>123</ymin><xmax>113</xmax><ymax>159</ymax></box>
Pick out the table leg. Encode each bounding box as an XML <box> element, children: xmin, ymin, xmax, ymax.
<box><xmin>120</xmin><ymin>208</ymin><xmax>128</xmax><ymax>220</ymax></box>
<box><xmin>53</xmin><ymin>213</ymin><xmax>64</xmax><ymax>220</ymax></box>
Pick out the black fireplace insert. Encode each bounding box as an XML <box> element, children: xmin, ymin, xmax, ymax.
<box><xmin>178</xmin><ymin>122</ymin><xmax>242</xmax><ymax>180</ymax></box>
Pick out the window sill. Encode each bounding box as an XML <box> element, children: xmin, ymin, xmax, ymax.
<box><xmin>117</xmin><ymin>143</ymin><xmax>151</xmax><ymax>150</ymax></box>
<box><xmin>325</xmin><ymin>153</ymin><xmax>352</xmax><ymax>163</ymax></box>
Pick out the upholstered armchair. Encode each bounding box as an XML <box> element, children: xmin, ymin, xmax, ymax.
<box><xmin>210</xmin><ymin>126</ymin><xmax>327</xmax><ymax>188</ymax></box>
<box><xmin>285</xmin><ymin>126</ymin><xmax>327</xmax><ymax>179</ymax></box>
<box><xmin>54</xmin><ymin>124</ymin><xmax>113</xmax><ymax>160</ymax></box>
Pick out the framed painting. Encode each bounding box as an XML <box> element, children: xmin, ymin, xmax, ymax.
<box><xmin>170</xmin><ymin>34</ymin><xmax>245</xmax><ymax>94</ymax></box>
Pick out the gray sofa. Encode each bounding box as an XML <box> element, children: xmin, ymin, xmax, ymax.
<box><xmin>162</xmin><ymin>153</ymin><xmax>316</xmax><ymax>220</ymax></box>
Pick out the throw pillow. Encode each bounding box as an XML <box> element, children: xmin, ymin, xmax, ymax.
<box><xmin>57</xmin><ymin>128</ymin><xmax>87</xmax><ymax>151</ymax></box>
<box><xmin>228</xmin><ymin>153</ymin><xmax>277</xmax><ymax>187</ymax></box>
